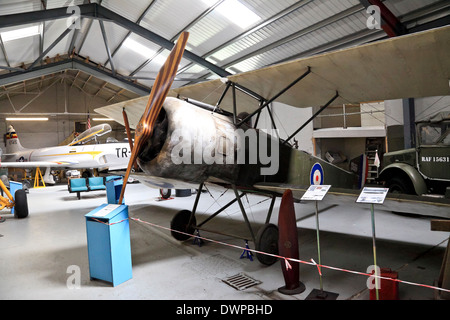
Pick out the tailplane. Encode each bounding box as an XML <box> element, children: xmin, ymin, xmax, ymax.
<box><xmin>5</xmin><ymin>125</ymin><xmax>27</xmax><ymax>155</ymax></box>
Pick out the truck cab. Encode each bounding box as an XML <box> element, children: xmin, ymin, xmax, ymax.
<box><xmin>379</xmin><ymin>113</ymin><xmax>450</xmax><ymax>197</ymax></box>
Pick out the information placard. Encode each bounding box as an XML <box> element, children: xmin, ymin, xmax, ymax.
<box><xmin>92</xmin><ymin>204</ymin><xmax>121</xmax><ymax>217</ymax></box>
<box><xmin>356</xmin><ymin>187</ymin><xmax>389</xmax><ymax>204</ymax></box>
<box><xmin>301</xmin><ymin>185</ymin><xmax>331</xmax><ymax>201</ymax></box>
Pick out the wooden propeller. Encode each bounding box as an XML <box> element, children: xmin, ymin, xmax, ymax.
<box><xmin>118</xmin><ymin>32</ymin><xmax>189</xmax><ymax>204</ymax></box>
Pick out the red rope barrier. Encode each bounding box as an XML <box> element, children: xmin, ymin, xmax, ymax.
<box><xmin>127</xmin><ymin>216</ymin><xmax>450</xmax><ymax>295</ymax></box>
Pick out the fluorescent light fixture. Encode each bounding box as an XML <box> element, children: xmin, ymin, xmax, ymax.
<box><xmin>1</xmin><ymin>25</ymin><xmax>41</xmax><ymax>42</ymax></box>
<box><xmin>92</xmin><ymin>118</ymin><xmax>114</xmax><ymax>121</ymax></box>
<box><xmin>211</xmin><ymin>0</ymin><xmax>261</xmax><ymax>28</ymax></box>
<box><xmin>6</xmin><ymin>117</ymin><xmax>48</xmax><ymax>121</ymax></box>
<box><xmin>123</xmin><ymin>38</ymin><xmax>156</xmax><ymax>58</ymax></box>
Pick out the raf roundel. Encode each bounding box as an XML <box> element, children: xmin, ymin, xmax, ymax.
<box><xmin>310</xmin><ymin>163</ymin><xmax>324</xmax><ymax>185</ymax></box>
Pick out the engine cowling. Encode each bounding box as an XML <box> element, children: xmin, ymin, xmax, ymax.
<box><xmin>136</xmin><ymin>97</ymin><xmax>281</xmax><ymax>188</ymax></box>
<box><xmin>137</xmin><ymin>97</ymin><xmax>240</xmax><ymax>186</ymax></box>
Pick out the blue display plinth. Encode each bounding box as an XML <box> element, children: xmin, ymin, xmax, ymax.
<box><xmin>106</xmin><ymin>176</ymin><xmax>124</xmax><ymax>204</ymax></box>
<box><xmin>85</xmin><ymin>204</ymin><xmax>132</xmax><ymax>286</ymax></box>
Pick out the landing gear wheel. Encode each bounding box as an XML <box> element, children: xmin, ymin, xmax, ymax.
<box><xmin>255</xmin><ymin>223</ymin><xmax>279</xmax><ymax>266</ymax></box>
<box><xmin>14</xmin><ymin>189</ymin><xmax>29</xmax><ymax>219</ymax></box>
<box><xmin>160</xmin><ymin>188</ymin><xmax>171</xmax><ymax>199</ymax></box>
<box><xmin>170</xmin><ymin>210</ymin><xmax>196</xmax><ymax>241</ymax></box>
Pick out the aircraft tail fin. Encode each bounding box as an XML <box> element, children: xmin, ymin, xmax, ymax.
<box><xmin>5</xmin><ymin>125</ymin><xmax>27</xmax><ymax>154</ymax></box>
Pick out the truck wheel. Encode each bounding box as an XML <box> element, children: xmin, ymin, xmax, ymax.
<box><xmin>14</xmin><ymin>189</ymin><xmax>29</xmax><ymax>219</ymax></box>
<box><xmin>385</xmin><ymin>176</ymin><xmax>415</xmax><ymax>195</ymax></box>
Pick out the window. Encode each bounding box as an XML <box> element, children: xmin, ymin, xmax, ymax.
<box><xmin>419</xmin><ymin>124</ymin><xmax>441</xmax><ymax>145</ymax></box>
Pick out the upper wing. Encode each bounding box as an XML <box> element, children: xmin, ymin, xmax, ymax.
<box><xmin>0</xmin><ymin>160</ymin><xmax>79</xmax><ymax>168</ymax></box>
<box><xmin>95</xmin><ymin>96</ymin><xmax>148</xmax><ymax>129</ymax></box>
<box><xmin>170</xmin><ymin>25</ymin><xmax>450</xmax><ymax>112</ymax></box>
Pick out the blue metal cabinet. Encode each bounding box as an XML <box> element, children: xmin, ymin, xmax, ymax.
<box><xmin>106</xmin><ymin>177</ymin><xmax>124</xmax><ymax>204</ymax></box>
<box><xmin>85</xmin><ymin>204</ymin><xmax>132</xmax><ymax>286</ymax></box>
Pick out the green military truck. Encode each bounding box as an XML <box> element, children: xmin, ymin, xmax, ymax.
<box><xmin>378</xmin><ymin>112</ymin><xmax>450</xmax><ymax>197</ymax></box>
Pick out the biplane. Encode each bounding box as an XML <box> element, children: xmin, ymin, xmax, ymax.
<box><xmin>95</xmin><ymin>26</ymin><xmax>450</xmax><ymax>266</ymax></box>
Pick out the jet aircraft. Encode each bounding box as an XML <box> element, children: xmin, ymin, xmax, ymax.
<box><xmin>1</xmin><ymin>123</ymin><xmax>131</xmax><ymax>184</ymax></box>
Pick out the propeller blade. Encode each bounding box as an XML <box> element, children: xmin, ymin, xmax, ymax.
<box><xmin>278</xmin><ymin>189</ymin><xmax>306</xmax><ymax>295</ymax></box>
<box><xmin>122</xmin><ymin>108</ymin><xmax>134</xmax><ymax>152</ymax></box>
<box><xmin>122</xmin><ymin>108</ymin><xmax>138</xmax><ymax>171</ymax></box>
<box><xmin>118</xmin><ymin>31</ymin><xmax>189</xmax><ymax>204</ymax></box>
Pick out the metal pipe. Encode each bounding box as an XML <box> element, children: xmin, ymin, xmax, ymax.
<box><xmin>99</xmin><ymin>20</ymin><xmax>115</xmax><ymax>75</ymax></box>
<box><xmin>232</xmin><ymin>185</ymin><xmax>255</xmax><ymax>242</ymax></box>
<box><xmin>28</xmin><ymin>27</ymin><xmax>72</xmax><ymax>70</ymax></box>
<box><xmin>197</xmin><ymin>192</ymin><xmax>246</xmax><ymax>228</ymax></box>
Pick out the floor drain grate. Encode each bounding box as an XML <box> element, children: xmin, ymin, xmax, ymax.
<box><xmin>222</xmin><ymin>273</ymin><xmax>261</xmax><ymax>291</ymax></box>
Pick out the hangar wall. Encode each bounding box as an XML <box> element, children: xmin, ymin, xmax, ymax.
<box><xmin>385</xmin><ymin>95</ymin><xmax>450</xmax><ymax>151</ymax></box>
<box><xmin>2</xmin><ymin>87</ymin><xmax>449</xmax><ymax>162</ymax></box>
<box><xmin>0</xmin><ymin>81</ymin><xmax>126</xmax><ymax>155</ymax></box>
<box><xmin>386</xmin><ymin>96</ymin><xmax>450</xmax><ymax>125</ymax></box>
<box><xmin>256</xmin><ymin>102</ymin><xmax>314</xmax><ymax>155</ymax></box>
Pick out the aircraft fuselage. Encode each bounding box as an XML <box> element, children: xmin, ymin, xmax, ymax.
<box><xmin>4</xmin><ymin>143</ymin><xmax>131</xmax><ymax>170</ymax></box>
<box><xmin>133</xmin><ymin>97</ymin><xmax>358</xmax><ymax>191</ymax></box>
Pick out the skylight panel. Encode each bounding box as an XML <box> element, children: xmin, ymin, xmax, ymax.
<box><xmin>123</xmin><ymin>38</ymin><xmax>156</xmax><ymax>58</ymax></box>
<box><xmin>1</xmin><ymin>25</ymin><xmax>41</xmax><ymax>42</ymax></box>
<box><xmin>203</xmin><ymin>0</ymin><xmax>261</xmax><ymax>29</ymax></box>
<box><xmin>123</xmin><ymin>37</ymin><xmax>168</xmax><ymax>67</ymax></box>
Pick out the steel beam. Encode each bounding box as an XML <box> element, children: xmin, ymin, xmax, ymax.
<box><xmin>0</xmin><ymin>4</ymin><xmax>96</xmax><ymax>28</ymax></box>
<box><xmin>0</xmin><ymin>58</ymin><xmax>149</xmax><ymax>95</ymax></box>
<box><xmin>0</xmin><ymin>66</ymin><xmax>24</xmax><ymax>72</ymax></box>
<box><xmin>98</xmin><ymin>20</ymin><xmax>115</xmax><ymax>75</ymax></box>
<box><xmin>95</xmin><ymin>5</ymin><xmax>230</xmax><ymax>77</ymax></box>
<box><xmin>104</xmin><ymin>0</ymin><xmax>157</xmax><ymax>66</ymax></box>
<box><xmin>402</xmin><ymin>98</ymin><xmax>416</xmax><ymax>149</ymax></box>
<box><xmin>177</xmin><ymin>0</ymin><xmax>313</xmax><ymax>76</ymax></box>
<box><xmin>28</xmin><ymin>26</ymin><xmax>73</xmax><ymax>70</ymax></box>
<box><xmin>359</xmin><ymin>0</ymin><xmax>407</xmax><ymax>37</ymax></box>
<box><xmin>130</xmin><ymin>0</ymin><xmax>227</xmax><ymax>76</ymax></box>
<box><xmin>0</xmin><ymin>3</ymin><xmax>230</xmax><ymax>77</ymax></box>
<box><xmin>223</xmin><ymin>4</ymin><xmax>364</xmax><ymax>71</ymax></box>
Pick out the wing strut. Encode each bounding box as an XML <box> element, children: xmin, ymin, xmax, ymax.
<box><xmin>282</xmin><ymin>91</ymin><xmax>339</xmax><ymax>146</ymax></box>
<box><xmin>122</xmin><ymin>108</ymin><xmax>134</xmax><ymax>152</ymax></box>
<box><xmin>122</xmin><ymin>108</ymin><xmax>138</xmax><ymax>171</ymax></box>
<box><xmin>236</xmin><ymin>67</ymin><xmax>311</xmax><ymax>128</ymax></box>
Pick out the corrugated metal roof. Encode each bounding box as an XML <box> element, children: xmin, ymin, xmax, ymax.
<box><xmin>139</xmin><ymin>0</ymin><xmax>211</xmax><ymax>40</ymax></box>
<box><xmin>208</xmin><ymin>0</ymin><xmax>361</xmax><ymax>69</ymax></box>
<box><xmin>230</xmin><ymin>9</ymin><xmax>371</xmax><ymax>73</ymax></box>
<box><xmin>385</xmin><ymin>0</ymin><xmax>443</xmax><ymax>16</ymax></box>
<box><xmin>0</xmin><ymin>0</ymin><xmax>448</xmax><ymax>98</ymax></box>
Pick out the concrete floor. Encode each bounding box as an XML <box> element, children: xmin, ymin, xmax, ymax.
<box><xmin>0</xmin><ymin>182</ymin><xmax>448</xmax><ymax>300</ymax></box>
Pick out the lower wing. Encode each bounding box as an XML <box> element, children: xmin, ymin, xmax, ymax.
<box><xmin>254</xmin><ymin>182</ymin><xmax>450</xmax><ymax>219</ymax></box>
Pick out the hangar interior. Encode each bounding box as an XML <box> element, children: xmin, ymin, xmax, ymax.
<box><xmin>1</xmin><ymin>0</ymin><xmax>450</xmax><ymax>301</ymax></box>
